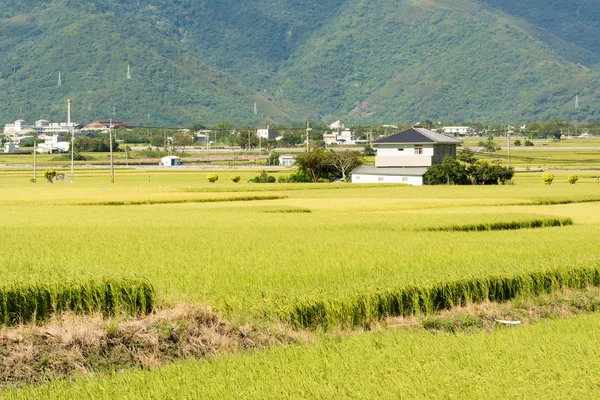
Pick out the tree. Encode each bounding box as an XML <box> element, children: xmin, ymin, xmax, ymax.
<box><xmin>44</xmin><ymin>169</ymin><xmax>56</xmax><ymax>183</ymax></box>
<box><xmin>172</xmin><ymin>133</ymin><xmax>193</xmax><ymax>152</ymax></box>
<box><xmin>425</xmin><ymin>156</ymin><xmax>470</xmax><ymax>185</ymax></box>
<box><xmin>328</xmin><ymin>150</ymin><xmax>363</xmax><ymax>181</ymax></box>
<box><xmin>478</xmin><ymin>135</ymin><xmax>500</xmax><ymax>152</ymax></box>
<box><xmin>150</xmin><ymin>134</ymin><xmax>165</xmax><ymax>149</ymax></box>
<box><xmin>457</xmin><ymin>147</ymin><xmax>477</xmax><ymax>164</ymax></box>
<box><xmin>294</xmin><ymin>149</ymin><xmax>331</xmax><ymax>182</ymax></box>
<box><xmin>513</xmin><ymin>139</ymin><xmax>522</xmax><ymax>146</ymax></box>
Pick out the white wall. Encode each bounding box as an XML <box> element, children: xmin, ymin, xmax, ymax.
<box><xmin>377</xmin><ymin>144</ymin><xmax>434</xmax><ymax>157</ymax></box>
<box><xmin>351</xmin><ymin>174</ymin><xmax>423</xmax><ymax>186</ymax></box>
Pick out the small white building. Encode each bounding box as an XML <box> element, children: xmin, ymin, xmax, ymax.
<box><xmin>257</xmin><ymin>127</ymin><xmax>279</xmax><ymax>140</ymax></box>
<box><xmin>161</xmin><ymin>156</ymin><xmax>181</xmax><ymax>166</ymax></box>
<box><xmin>278</xmin><ymin>155</ymin><xmax>295</xmax><ymax>167</ymax></box>
<box><xmin>3</xmin><ymin>142</ymin><xmax>18</xmax><ymax>153</ymax></box>
<box><xmin>443</xmin><ymin>126</ymin><xmax>475</xmax><ymax>136</ymax></box>
<box><xmin>351</xmin><ymin>127</ymin><xmax>462</xmax><ymax>186</ymax></box>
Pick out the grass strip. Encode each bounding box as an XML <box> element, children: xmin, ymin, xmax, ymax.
<box><xmin>423</xmin><ymin>217</ymin><xmax>572</xmax><ymax>232</ymax></box>
<box><xmin>283</xmin><ymin>267</ymin><xmax>600</xmax><ymax>329</ymax></box>
<box><xmin>0</xmin><ymin>278</ymin><xmax>154</xmax><ymax>326</ymax></box>
<box><xmin>76</xmin><ymin>195</ymin><xmax>286</xmax><ymax>206</ymax></box>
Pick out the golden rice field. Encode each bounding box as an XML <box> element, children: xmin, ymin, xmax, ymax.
<box><xmin>1</xmin><ymin>167</ymin><xmax>600</xmax><ymax>398</ymax></box>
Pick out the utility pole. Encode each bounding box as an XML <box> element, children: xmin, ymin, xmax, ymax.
<box><xmin>33</xmin><ymin>140</ymin><xmax>37</xmax><ymax>182</ymax></box>
<box><xmin>507</xmin><ymin>131</ymin><xmax>511</xmax><ymax>169</ymax></box>
<box><xmin>306</xmin><ymin>122</ymin><xmax>312</xmax><ymax>152</ymax></box>
<box><xmin>109</xmin><ymin>119</ymin><xmax>114</xmax><ymax>183</ymax></box>
<box><xmin>68</xmin><ymin>99</ymin><xmax>74</xmax><ymax>179</ymax></box>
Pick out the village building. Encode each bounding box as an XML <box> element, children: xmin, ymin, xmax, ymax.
<box><xmin>160</xmin><ymin>156</ymin><xmax>181</xmax><ymax>166</ymax></box>
<box><xmin>257</xmin><ymin>127</ymin><xmax>279</xmax><ymax>140</ymax></box>
<box><xmin>325</xmin><ymin>120</ymin><xmax>357</xmax><ymax>145</ymax></box>
<box><xmin>351</xmin><ymin>127</ymin><xmax>462</xmax><ymax>186</ymax></box>
<box><xmin>278</xmin><ymin>155</ymin><xmax>295</xmax><ymax>167</ymax></box>
<box><xmin>443</xmin><ymin>126</ymin><xmax>475</xmax><ymax>136</ymax></box>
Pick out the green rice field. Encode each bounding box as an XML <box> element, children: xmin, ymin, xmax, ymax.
<box><xmin>1</xmin><ymin>166</ymin><xmax>600</xmax><ymax>398</ymax></box>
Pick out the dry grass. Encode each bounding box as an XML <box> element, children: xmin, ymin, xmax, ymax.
<box><xmin>0</xmin><ymin>304</ymin><xmax>302</xmax><ymax>388</ymax></box>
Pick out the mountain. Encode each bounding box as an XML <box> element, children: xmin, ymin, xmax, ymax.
<box><xmin>0</xmin><ymin>0</ymin><xmax>599</xmax><ymax>126</ymax></box>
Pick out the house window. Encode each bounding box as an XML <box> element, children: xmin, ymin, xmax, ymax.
<box><xmin>398</xmin><ymin>148</ymin><xmax>404</xmax><ymax>151</ymax></box>
<box><xmin>378</xmin><ymin>177</ymin><xmax>385</xmax><ymax>182</ymax></box>
<box><xmin>414</xmin><ymin>145</ymin><xmax>423</xmax><ymax>155</ymax></box>
<box><xmin>402</xmin><ymin>177</ymin><xmax>408</xmax><ymax>182</ymax></box>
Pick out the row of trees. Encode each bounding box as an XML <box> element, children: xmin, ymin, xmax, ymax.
<box><xmin>426</xmin><ymin>151</ymin><xmax>514</xmax><ymax>185</ymax></box>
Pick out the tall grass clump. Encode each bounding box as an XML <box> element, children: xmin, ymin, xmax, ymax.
<box><xmin>424</xmin><ymin>218</ymin><xmax>572</xmax><ymax>232</ymax></box>
<box><xmin>284</xmin><ymin>267</ymin><xmax>600</xmax><ymax>329</ymax></box>
<box><xmin>0</xmin><ymin>278</ymin><xmax>154</xmax><ymax>326</ymax></box>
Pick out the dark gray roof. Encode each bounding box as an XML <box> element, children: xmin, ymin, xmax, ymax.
<box><xmin>374</xmin><ymin>127</ymin><xmax>462</xmax><ymax>145</ymax></box>
<box><xmin>351</xmin><ymin>166</ymin><xmax>428</xmax><ymax>176</ymax></box>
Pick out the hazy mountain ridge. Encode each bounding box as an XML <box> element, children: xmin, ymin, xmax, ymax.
<box><xmin>0</xmin><ymin>0</ymin><xmax>598</xmax><ymax>126</ymax></box>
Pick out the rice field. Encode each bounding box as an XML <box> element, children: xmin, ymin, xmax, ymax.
<box><xmin>1</xmin><ymin>167</ymin><xmax>600</xmax><ymax>396</ymax></box>
<box><xmin>8</xmin><ymin>313</ymin><xmax>600</xmax><ymax>399</ymax></box>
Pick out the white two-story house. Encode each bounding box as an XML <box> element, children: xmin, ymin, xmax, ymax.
<box><xmin>350</xmin><ymin>127</ymin><xmax>462</xmax><ymax>186</ymax></box>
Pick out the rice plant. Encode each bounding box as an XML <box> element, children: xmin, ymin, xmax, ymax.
<box><xmin>424</xmin><ymin>217</ymin><xmax>573</xmax><ymax>232</ymax></box>
<box><xmin>0</xmin><ymin>278</ymin><xmax>154</xmax><ymax>326</ymax></box>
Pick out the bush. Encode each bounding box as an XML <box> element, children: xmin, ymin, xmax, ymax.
<box><xmin>364</xmin><ymin>145</ymin><xmax>376</xmax><ymax>156</ymax></box>
<box><xmin>543</xmin><ymin>173</ymin><xmax>555</xmax><ymax>185</ymax></box>
<box><xmin>513</xmin><ymin>139</ymin><xmax>522</xmax><ymax>146</ymax></box>
<box><xmin>278</xmin><ymin>169</ymin><xmax>312</xmax><ymax>183</ymax></box>
<box><xmin>249</xmin><ymin>171</ymin><xmax>276</xmax><ymax>183</ymax></box>
<box><xmin>207</xmin><ymin>173</ymin><xmax>219</xmax><ymax>183</ymax></box>
<box><xmin>230</xmin><ymin>175</ymin><xmax>241</xmax><ymax>183</ymax></box>
<box><xmin>568</xmin><ymin>175</ymin><xmax>579</xmax><ymax>185</ymax></box>
<box><xmin>44</xmin><ymin>169</ymin><xmax>57</xmax><ymax>183</ymax></box>
<box><xmin>524</xmin><ymin>140</ymin><xmax>534</xmax><ymax>146</ymax></box>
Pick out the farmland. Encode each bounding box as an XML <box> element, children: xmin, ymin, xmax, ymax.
<box><xmin>1</xmin><ymin>167</ymin><xmax>600</xmax><ymax>397</ymax></box>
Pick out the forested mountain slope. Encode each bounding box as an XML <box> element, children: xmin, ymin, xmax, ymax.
<box><xmin>0</xmin><ymin>0</ymin><xmax>598</xmax><ymax>125</ymax></box>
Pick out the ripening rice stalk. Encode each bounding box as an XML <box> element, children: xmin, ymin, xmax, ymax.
<box><xmin>284</xmin><ymin>266</ymin><xmax>600</xmax><ymax>329</ymax></box>
<box><xmin>424</xmin><ymin>218</ymin><xmax>573</xmax><ymax>232</ymax></box>
<box><xmin>0</xmin><ymin>278</ymin><xmax>154</xmax><ymax>326</ymax></box>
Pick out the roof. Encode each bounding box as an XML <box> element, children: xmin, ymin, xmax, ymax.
<box><xmin>351</xmin><ymin>166</ymin><xmax>428</xmax><ymax>176</ymax></box>
<box><xmin>374</xmin><ymin>128</ymin><xmax>462</xmax><ymax>145</ymax></box>
<box><xmin>161</xmin><ymin>156</ymin><xmax>180</xmax><ymax>160</ymax></box>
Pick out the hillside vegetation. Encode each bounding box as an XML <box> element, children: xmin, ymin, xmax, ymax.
<box><xmin>0</xmin><ymin>0</ymin><xmax>598</xmax><ymax>125</ymax></box>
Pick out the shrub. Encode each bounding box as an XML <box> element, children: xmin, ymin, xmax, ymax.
<box><xmin>524</xmin><ymin>140</ymin><xmax>534</xmax><ymax>146</ymax></box>
<box><xmin>278</xmin><ymin>169</ymin><xmax>312</xmax><ymax>183</ymax></box>
<box><xmin>207</xmin><ymin>173</ymin><xmax>219</xmax><ymax>183</ymax></box>
<box><xmin>230</xmin><ymin>175</ymin><xmax>241</xmax><ymax>183</ymax></box>
<box><xmin>543</xmin><ymin>173</ymin><xmax>555</xmax><ymax>185</ymax></box>
<box><xmin>364</xmin><ymin>145</ymin><xmax>376</xmax><ymax>156</ymax></box>
<box><xmin>568</xmin><ymin>175</ymin><xmax>579</xmax><ymax>185</ymax></box>
<box><xmin>44</xmin><ymin>169</ymin><xmax>57</xmax><ymax>183</ymax></box>
<box><xmin>249</xmin><ymin>171</ymin><xmax>276</xmax><ymax>183</ymax></box>
<box><xmin>513</xmin><ymin>139</ymin><xmax>522</xmax><ymax>146</ymax></box>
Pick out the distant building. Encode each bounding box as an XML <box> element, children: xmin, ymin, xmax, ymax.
<box><xmin>3</xmin><ymin>142</ymin><xmax>18</xmax><ymax>153</ymax></box>
<box><xmin>161</xmin><ymin>156</ymin><xmax>181</xmax><ymax>166</ymax></box>
<box><xmin>278</xmin><ymin>155</ymin><xmax>295</xmax><ymax>167</ymax></box>
<box><xmin>3</xmin><ymin>120</ymin><xmax>34</xmax><ymax>136</ymax></box>
<box><xmin>36</xmin><ymin>135</ymin><xmax>69</xmax><ymax>153</ymax></box>
<box><xmin>443</xmin><ymin>126</ymin><xmax>474</xmax><ymax>136</ymax></box>
<box><xmin>351</xmin><ymin>127</ymin><xmax>462</xmax><ymax>186</ymax></box>
<box><xmin>83</xmin><ymin>121</ymin><xmax>134</xmax><ymax>131</ymax></box>
<box><xmin>326</xmin><ymin>120</ymin><xmax>357</xmax><ymax>145</ymax></box>
<box><xmin>257</xmin><ymin>126</ymin><xmax>279</xmax><ymax>140</ymax></box>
